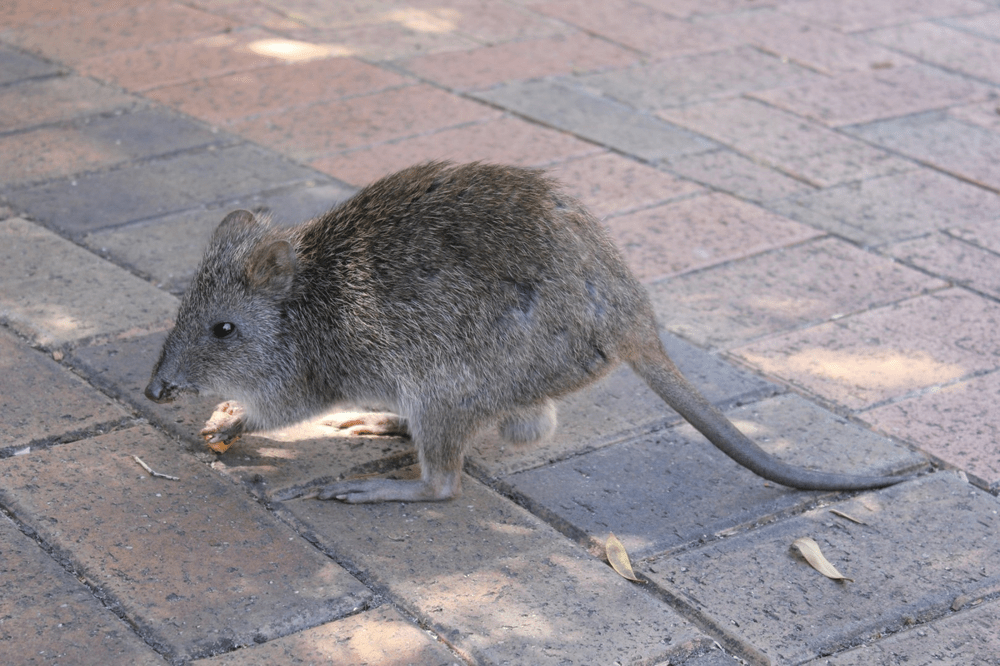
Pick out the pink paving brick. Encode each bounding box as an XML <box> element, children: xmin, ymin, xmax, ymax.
<box><xmin>398</xmin><ymin>32</ymin><xmax>637</xmax><ymax>91</ymax></box>
<box><xmin>641</xmin><ymin>0</ymin><xmax>775</xmax><ymax>19</ymax></box>
<box><xmin>0</xmin><ymin>0</ymin><xmax>156</xmax><ymax>28</ymax></box>
<box><xmin>286</xmin><ymin>20</ymin><xmax>479</xmax><ymax>62</ymax></box>
<box><xmin>700</xmin><ymin>9</ymin><xmax>914</xmax><ymax>74</ymax></box>
<box><xmin>868</xmin><ymin>22</ymin><xmax>1000</xmax><ymax>85</ymax></box>
<box><xmin>406</xmin><ymin>0</ymin><xmax>574</xmax><ymax>44</ymax></box>
<box><xmin>0</xmin><ymin>125</ymin><xmax>129</xmax><ymax>186</ymax></box>
<box><xmin>77</xmin><ymin>27</ymin><xmax>293</xmax><ymax>91</ymax></box>
<box><xmin>532</xmin><ymin>0</ymin><xmax>739</xmax><ymax>57</ymax></box>
<box><xmin>648</xmin><ymin>236</ymin><xmax>946</xmax><ymax>350</ymax></box>
<box><xmin>659</xmin><ymin>98</ymin><xmax>911</xmax><ymax>187</ymax></box>
<box><xmin>603</xmin><ymin>192</ymin><xmax>821</xmax><ymax>283</ymax></box>
<box><xmin>4</xmin><ymin>2</ymin><xmax>234</xmax><ymax>64</ymax></box>
<box><xmin>547</xmin><ymin>152</ymin><xmax>703</xmax><ymax>219</ymax></box>
<box><xmin>146</xmin><ymin>57</ymin><xmax>410</xmax><ymax>125</ymax></box>
<box><xmin>941</xmin><ymin>10</ymin><xmax>1000</xmax><ymax>41</ymax></box>
<box><xmin>750</xmin><ymin>64</ymin><xmax>994</xmax><ymax>127</ymax></box>
<box><xmin>862</xmin><ymin>371</ymin><xmax>1000</xmax><ymax>489</ymax></box>
<box><xmin>779</xmin><ymin>0</ymin><xmax>989</xmax><ymax>33</ymax></box>
<box><xmin>310</xmin><ymin>115</ymin><xmax>600</xmax><ymax>186</ymax></box>
<box><xmin>949</xmin><ymin>100</ymin><xmax>1000</xmax><ymax>132</ymax></box>
<box><xmin>887</xmin><ymin>232</ymin><xmax>1000</xmax><ymax>299</ymax></box>
<box><xmin>0</xmin><ymin>76</ymin><xmax>137</xmax><ymax>132</ymax></box>
<box><xmin>734</xmin><ymin>289</ymin><xmax>1000</xmax><ymax>411</ymax></box>
<box><xmin>949</xmin><ymin>218</ymin><xmax>1000</xmax><ymax>254</ymax></box>
<box><xmin>234</xmin><ymin>84</ymin><xmax>499</xmax><ymax>162</ymax></box>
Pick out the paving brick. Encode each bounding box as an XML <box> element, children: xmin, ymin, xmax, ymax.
<box><xmin>0</xmin><ymin>425</ymin><xmax>371</xmax><ymax>663</ymax></box>
<box><xmin>807</xmin><ymin>599</ymin><xmax>1000</xmax><ymax>665</ymax></box>
<box><xmin>0</xmin><ymin>512</ymin><xmax>165</xmax><ymax>665</ymax></box>
<box><xmin>547</xmin><ymin>152</ymin><xmax>703</xmax><ymax>219</ymax></box>
<box><xmin>700</xmin><ymin>9</ymin><xmax>914</xmax><ymax>74</ymax></box>
<box><xmin>232</xmin><ymin>85</ymin><xmax>499</xmax><ymax>161</ymax></box>
<box><xmin>648</xmin><ymin>236</ymin><xmax>947</xmax><ymax>350</ymax></box>
<box><xmin>0</xmin><ymin>0</ymin><xmax>159</xmax><ymax>29</ymax></box>
<box><xmin>407</xmin><ymin>0</ymin><xmax>573</xmax><ymax>44</ymax></box>
<box><xmin>467</xmin><ymin>330</ymin><xmax>778</xmax><ymax>477</ymax></box>
<box><xmin>310</xmin><ymin>115</ymin><xmax>601</xmax><ymax>187</ymax></box>
<box><xmin>475</xmin><ymin>79</ymin><xmax>717</xmax><ymax>162</ymax></box>
<box><xmin>5</xmin><ymin>143</ymin><xmax>318</xmax><ymax>234</ymax></box>
<box><xmin>0</xmin><ymin>43</ymin><xmax>61</xmax><ymax>83</ymax></box>
<box><xmin>0</xmin><ymin>74</ymin><xmax>139</xmax><ymax>132</ymax></box>
<box><xmin>644</xmin><ymin>473</ymin><xmax>1000</xmax><ymax>663</ymax></box>
<box><xmin>581</xmin><ymin>46</ymin><xmax>818</xmax><ymax>111</ymax></box>
<box><xmin>862</xmin><ymin>370</ymin><xmax>1000</xmax><ymax>491</ymax></box>
<box><xmin>779</xmin><ymin>0</ymin><xmax>990</xmax><ymax>32</ymax></box>
<box><xmin>0</xmin><ymin>217</ymin><xmax>179</xmax><ymax>348</ymax></box>
<box><xmin>868</xmin><ymin>22</ymin><xmax>1000</xmax><ymax>86</ymax></box>
<box><xmin>0</xmin><ymin>326</ymin><xmax>128</xmax><ymax>454</ymax></box>
<box><xmin>949</xmin><ymin>99</ymin><xmax>1000</xmax><ymax>132</ymax></box>
<box><xmin>733</xmin><ymin>289</ymin><xmax>1000</xmax><ymax>410</ymax></box>
<box><xmin>508</xmin><ymin>393</ymin><xmax>923</xmax><ymax>560</ymax></box>
<box><xmin>640</xmin><ymin>0</ymin><xmax>776</xmax><ymax>19</ymax></box>
<box><xmin>398</xmin><ymin>31</ymin><xmax>637</xmax><ymax>91</ymax></box>
<box><xmin>532</xmin><ymin>0</ymin><xmax>739</xmax><ymax>56</ymax></box>
<box><xmin>77</xmin><ymin>27</ymin><xmax>288</xmax><ymax>92</ymax></box>
<box><xmin>146</xmin><ymin>57</ymin><xmax>410</xmax><ymax>126</ymax></box>
<box><xmin>191</xmin><ymin>606</ymin><xmax>460</xmax><ymax>665</ymax></box>
<box><xmin>604</xmin><ymin>192</ymin><xmax>821</xmax><ymax>283</ymax></box>
<box><xmin>274</xmin><ymin>470</ymin><xmax>712</xmax><ymax>665</ymax></box>
<box><xmin>5</xmin><ymin>3</ymin><xmax>234</xmax><ymax>64</ymax></box>
<box><xmin>659</xmin><ymin>98</ymin><xmax>911</xmax><ymax>187</ymax></box>
<box><xmin>949</xmin><ymin>217</ymin><xmax>1000</xmax><ymax>254</ymax></box>
<box><xmin>664</xmin><ymin>148</ymin><xmax>815</xmax><ymax>204</ymax></box>
<box><xmin>83</xmin><ymin>180</ymin><xmax>355</xmax><ymax>295</ymax></box>
<box><xmin>771</xmin><ymin>168</ymin><xmax>999</xmax><ymax>245</ymax></box>
<box><xmin>887</xmin><ymin>232</ymin><xmax>1000</xmax><ymax>299</ymax></box>
<box><xmin>0</xmin><ymin>106</ymin><xmax>221</xmax><ymax>188</ymax></box>
<box><xmin>944</xmin><ymin>9</ymin><xmax>1000</xmax><ymax>40</ymax></box>
<box><xmin>751</xmin><ymin>64</ymin><xmax>995</xmax><ymax>127</ymax></box>
<box><xmin>846</xmin><ymin>111</ymin><xmax>1000</xmax><ymax>192</ymax></box>
<box><xmin>286</xmin><ymin>21</ymin><xmax>479</xmax><ymax>62</ymax></box>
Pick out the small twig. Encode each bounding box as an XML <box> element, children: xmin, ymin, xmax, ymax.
<box><xmin>132</xmin><ymin>455</ymin><xmax>180</xmax><ymax>481</ymax></box>
<box><xmin>830</xmin><ymin>508</ymin><xmax>867</xmax><ymax>525</ymax></box>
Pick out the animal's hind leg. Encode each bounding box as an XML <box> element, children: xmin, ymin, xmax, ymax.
<box><xmin>498</xmin><ymin>398</ymin><xmax>557</xmax><ymax>445</ymax></box>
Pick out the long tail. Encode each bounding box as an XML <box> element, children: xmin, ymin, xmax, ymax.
<box><xmin>629</xmin><ymin>345</ymin><xmax>910</xmax><ymax>491</ymax></box>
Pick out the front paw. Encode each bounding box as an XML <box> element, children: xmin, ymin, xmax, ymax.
<box><xmin>199</xmin><ymin>401</ymin><xmax>245</xmax><ymax>453</ymax></box>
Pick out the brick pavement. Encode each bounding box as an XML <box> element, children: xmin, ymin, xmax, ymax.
<box><xmin>1</xmin><ymin>1</ymin><xmax>999</xmax><ymax>664</ymax></box>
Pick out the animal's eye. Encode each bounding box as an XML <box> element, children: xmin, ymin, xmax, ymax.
<box><xmin>211</xmin><ymin>322</ymin><xmax>236</xmax><ymax>339</ymax></box>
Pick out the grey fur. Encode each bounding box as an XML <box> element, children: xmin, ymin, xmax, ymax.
<box><xmin>146</xmin><ymin>162</ymin><xmax>909</xmax><ymax>502</ymax></box>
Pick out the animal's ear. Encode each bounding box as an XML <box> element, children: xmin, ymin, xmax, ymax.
<box><xmin>247</xmin><ymin>239</ymin><xmax>297</xmax><ymax>297</ymax></box>
<box><xmin>213</xmin><ymin>209</ymin><xmax>259</xmax><ymax>240</ymax></box>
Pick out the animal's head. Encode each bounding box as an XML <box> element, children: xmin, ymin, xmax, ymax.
<box><xmin>145</xmin><ymin>210</ymin><xmax>298</xmax><ymax>405</ymax></box>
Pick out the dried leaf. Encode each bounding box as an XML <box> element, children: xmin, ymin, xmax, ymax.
<box><xmin>792</xmin><ymin>537</ymin><xmax>853</xmax><ymax>582</ymax></box>
<box><xmin>830</xmin><ymin>508</ymin><xmax>867</xmax><ymax>525</ymax></box>
<box><xmin>606</xmin><ymin>533</ymin><xmax>642</xmax><ymax>582</ymax></box>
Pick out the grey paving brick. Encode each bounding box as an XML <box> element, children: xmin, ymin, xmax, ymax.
<box><xmin>581</xmin><ymin>46</ymin><xmax>818</xmax><ymax>110</ymax></box>
<box><xmin>771</xmin><ymin>168</ymin><xmax>1000</xmax><ymax>245</ymax></box>
<box><xmin>84</xmin><ymin>180</ymin><xmax>355</xmax><ymax>295</ymax></box>
<box><xmin>0</xmin><ymin>217</ymin><xmax>178</xmax><ymax>348</ymax></box>
<box><xmin>887</xmin><ymin>231</ymin><xmax>1000</xmax><ymax>300</ymax></box>
<box><xmin>648</xmin><ymin>236</ymin><xmax>947</xmax><ymax>350</ymax></box>
<box><xmin>275</xmin><ymin>469</ymin><xmax>713</xmax><ymax>666</ymax></box>
<box><xmin>0</xmin><ymin>425</ymin><xmax>372</xmax><ymax>663</ymax></box>
<box><xmin>806</xmin><ymin>599</ymin><xmax>1000</xmax><ymax>665</ymax></box>
<box><xmin>474</xmin><ymin>79</ymin><xmax>716</xmax><ymax>162</ymax></box>
<box><xmin>467</xmin><ymin>331</ymin><xmax>778</xmax><ymax>476</ymax></box>
<box><xmin>4</xmin><ymin>143</ymin><xmax>318</xmax><ymax>235</ymax></box>
<box><xmin>0</xmin><ymin>43</ymin><xmax>60</xmax><ymax>84</ymax></box>
<box><xmin>664</xmin><ymin>148</ymin><xmax>815</xmax><ymax>204</ymax></box>
<box><xmin>506</xmin><ymin>393</ymin><xmax>924</xmax><ymax>559</ymax></box>
<box><xmin>845</xmin><ymin>111</ymin><xmax>1000</xmax><ymax>192</ymax></box>
<box><xmin>0</xmin><ymin>74</ymin><xmax>139</xmax><ymax>132</ymax></box>
<box><xmin>0</xmin><ymin>326</ymin><xmax>129</xmax><ymax>455</ymax></box>
<box><xmin>0</xmin><ymin>512</ymin><xmax>166</xmax><ymax>665</ymax></box>
<box><xmin>191</xmin><ymin>606</ymin><xmax>461</xmax><ymax>665</ymax></box>
<box><xmin>643</xmin><ymin>473</ymin><xmax>1000</xmax><ymax>664</ymax></box>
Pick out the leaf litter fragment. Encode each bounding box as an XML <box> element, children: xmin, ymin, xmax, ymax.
<box><xmin>830</xmin><ymin>508</ymin><xmax>867</xmax><ymax>525</ymax></box>
<box><xmin>792</xmin><ymin>537</ymin><xmax>853</xmax><ymax>582</ymax></box>
<box><xmin>606</xmin><ymin>533</ymin><xmax>642</xmax><ymax>582</ymax></box>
